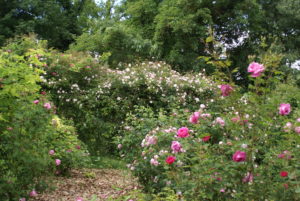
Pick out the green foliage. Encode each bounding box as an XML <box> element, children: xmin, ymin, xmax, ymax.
<box><xmin>0</xmin><ymin>37</ymin><xmax>89</xmax><ymax>200</ymax></box>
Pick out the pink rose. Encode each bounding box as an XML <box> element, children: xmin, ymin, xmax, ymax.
<box><xmin>189</xmin><ymin>112</ymin><xmax>200</xmax><ymax>124</ymax></box>
<box><xmin>242</xmin><ymin>172</ymin><xmax>253</xmax><ymax>183</ymax></box>
<box><xmin>165</xmin><ymin>156</ymin><xmax>176</xmax><ymax>164</ymax></box>
<box><xmin>29</xmin><ymin>190</ymin><xmax>38</xmax><ymax>197</ymax></box>
<box><xmin>49</xmin><ymin>150</ymin><xmax>55</xmax><ymax>155</ymax></box>
<box><xmin>295</xmin><ymin>127</ymin><xmax>300</xmax><ymax>134</ymax></box>
<box><xmin>55</xmin><ymin>159</ymin><xmax>61</xmax><ymax>166</ymax></box>
<box><xmin>171</xmin><ymin>141</ymin><xmax>182</xmax><ymax>153</ymax></box>
<box><xmin>231</xmin><ymin>116</ymin><xmax>240</xmax><ymax>123</ymax></box>
<box><xmin>43</xmin><ymin>102</ymin><xmax>51</xmax><ymax>110</ymax></box>
<box><xmin>247</xmin><ymin>62</ymin><xmax>265</xmax><ymax>77</ymax></box>
<box><xmin>76</xmin><ymin>145</ymin><xmax>81</xmax><ymax>149</ymax></box>
<box><xmin>232</xmin><ymin>150</ymin><xmax>246</xmax><ymax>162</ymax></box>
<box><xmin>117</xmin><ymin>144</ymin><xmax>122</xmax><ymax>149</ymax></box>
<box><xmin>297</xmin><ymin>118</ymin><xmax>300</xmax><ymax>122</ymax></box>
<box><xmin>177</xmin><ymin>127</ymin><xmax>190</xmax><ymax>138</ymax></box>
<box><xmin>146</xmin><ymin>136</ymin><xmax>157</xmax><ymax>146</ymax></box>
<box><xmin>33</xmin><ymin>100</ymin><xmax>39</xmax><ymax>104</ymax></box>
<box><xmin>279</xmin><ymin>103</ymin><xmax>291</xmax><ymax>116</ymax></box>
<box><xmin>278</xmin><ymin>153</ymin><xmax>285</xmax><ymax>158</ymax></box>
<box><xmin>19</xmin><ymin>198</ymin><xmax>26</xmax><ymax>201</ymax></box>
<box><xmin>76</xmin><ymin>197</ymin><xmax>83</xmax><ymax>201</ymax></box>
<box><xmin>220</xmin><ymin>84</ymin><xmax>233</xmax><ymax>96</ymax></box>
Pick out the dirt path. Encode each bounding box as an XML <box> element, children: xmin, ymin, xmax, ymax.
<box><xmin>32</xmin><ymin>169</ymin><xmax>139</xmax><ymax>201</ymax></box>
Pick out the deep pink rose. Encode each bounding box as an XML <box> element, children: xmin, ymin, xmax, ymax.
<box><xmin>280</xmin><ymin>171</ymin><xmax>288</xmax><ymax>177</ymax></box>
<box><xmin>202</xmin><ymin>136</ymin><xmax>210</xmax><ymax>142</ymax></box>
<box><xmin>279</xmin><ymin>103</ymin><xmax>291</xmax><ymax>116</ymax></box>
<box><xmin>232</xmin><ymin>150</ymin><xmax>246</xmax><ymax>162</ymax></box>
<box><xmin>220</xmin><ymin>84</ymin><xmax>233</xmax><ymax>96</ymax></box>
<box><xmin>33</xmin><ymin>100</ymin><xmax>39</xmax><ymax>104</ymax></box>
<box><xmin>177</xmin><ymin>127</ymin><xmax>190</xmax><ymax>138</ymax></box>
<box><xmin>247</xmin><ymin>62</ymin><xmax>265</xmax><ymax>77</ymax></box>
<box><xmin>165</xmin><ymin>156</ymin><xmax>176</xmax><ymax>164</ymax></box>
<box><xmin>189</xmin><ymin>112</ymin><xmax>200</xmax><ymax>124</ymax></box>
<box><xmin>171</xmin><ymin>141</ymin><xmax>182</xmax><ymax>152</ymax></box>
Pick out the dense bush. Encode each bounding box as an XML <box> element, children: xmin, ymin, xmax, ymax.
<box><xmin>41</xmin><ymin>52</ymin><xmax>216</xmax><ymax>154</ymax></box>
<box><xmin>117</xmin><ymin>62</ymin><xmax>300</xmax><ymax>200</ymax></box>
<box><xmin>0</xmin><ymin>38</ymin><xmax>89</xmax><ymax>200</ymax></box>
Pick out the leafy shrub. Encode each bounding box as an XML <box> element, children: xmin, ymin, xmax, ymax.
<box><xmin>117</xmin><ymin>62</ymin><xmax>300</xmax><ymax>200</ymax></box>
<box><xmin>0</xmin><ymin>37</ymin><xmax>89</xmax><ymax>200</ymax></box>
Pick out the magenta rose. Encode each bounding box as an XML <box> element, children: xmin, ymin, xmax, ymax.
<box><xmin>279</xmin><ymin>103</ymin><xmax>291</xmax><ymax>116</ymax></box>
<box><xmin>177</xmin><ymin>127</ymin><xmax>190</xmax><ymax>138</ymax></box>
<box><xmin>247</xmin><ymin>62</ymin><xmax>265</xmax><ymax>77</ymax></box>
<box><xmin>220</xmin><ymin>84</ymin><xmax>233</xmax><ymax>96</ymax></box>
<box><xmin>232</xmin><ymin>150</ymin><xmax>246</xmax><ymax>162</ymax></box>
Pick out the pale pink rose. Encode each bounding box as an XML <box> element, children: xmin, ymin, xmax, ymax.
<box><xmin>242</xmin><ymin>172</ymin><xmax>253</xmax><ymax>183</ymax></box>
<box><xmin>171</xmin><ymin>141</ymin><xmax>182</xmax><ymax>153</ymax></box>
<box><xmin>189</xmin><ymin>112</ymin><xmax>200</xmax><ymax>124</ymax></box>
<box><xmin>231</xmin><ymin>116</ymin><xmax>240</xmax><ymax>123</ymax></box>
<box><xmin>19</xmin><ymin>198</ymin><xmax>26</xmax><ymax>201</ymax></box>
<box><xmin>55</xmin><ymin>159</ymin><xmax>61</xmax><ymax>166</ymax></box>
<box><xmin>284</xmin><ymin>122</ymin><xmax>293</xmax><ymax>132</ymax></box>
<box><xmin>177</xmin><ymin>127</ymin><xmax>190</xmax><ymax>138</ymax></box>
<box><xmin>201</xmin><ymin>113</ymin><xmax>211</xmax><ymax>118</ymax></box>
<box><xmin>7</xmin><ymin>127</ymin><xmax>13</xmax><ymax>130</ymax></box>
<box><xmin>220</xmin><ymin>84</ymin><xmax>233</xmax><ymax>96</ymax></box>
<box><xmin>297</xmin><ymin>118</ymin><xmax>300</xmax><ymax>122</ymax></box>
<box><xmin>145</xmin><ymin>136</ymin><xmax>157</xmax><ymax>146</ymax></box>
<box><xmin>232</xmin><ymin>150</ymin><xmax>246</xmax><ymax>162</ymax></box>
<box><xmin>295</xmin><ymin>127</ymin><xmax>300</xmax><ymax>134</ymax></box>
<box><xmin>247</xmin><ymin>62</ymin><xmax>265</xmax><ymax>77</ymax></box>
<box><xmin>76</xmin><ymin>197</ymin><xmax>83</xmax><ymax>201</ymax></box>
<box><xmin>49</xmin><ymin>150</ymin><xmax>55</xmax><ymax>155</ymax></box>
<box><xmin>215</xmin><ymin>117</ymin><xmax>225</xmax><ymax>126</ymax></box>
<box><xmin>43</xmin><ymin>102</ymin><xmax>51</xmax><ymax>110</ymax></box>
<box><xmin>33</xmin><ymin>100</ymin><xmax>39</xmax><ymax>104</ymax></box>
<box><xmin>279</xmin><ymin>103</ymin><xmax>291</xmax><ymax>116</ymax></box>
<box><xmin>220</xmin><ymin>188</ymin><xmax>225</xmax><ymax>193</ymax></box>
<box><xmin>117</xmin><ymin>144</ymin><xmax>122</xmax><ymax>149</ymax></box>
<box><xmin>150</xmin><ymin>158</ymin><xmax>159</xmax><ymax>166</ymax></box>
<box><xmin>29</xmin><ymin>190</ymin><xmax>38</xmax><ymax>197</ymax></box>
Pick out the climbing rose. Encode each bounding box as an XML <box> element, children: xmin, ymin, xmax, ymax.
<box><xmin>202</xmin><ymin>136</ymin><xmax>211</xmax><ymax>142</ymax></box>
<box><xmin>49</xmin><ymin>150</ymin><xmax>55</xmax><ymax>155</ymax></box>
<box><xmin>29</xmin><ymin>190</ymin><xmax>37</xmax><ymax>197</ymax></box>
<box><xmin>247</xmin><ymin>62</ymin><xmax>265</xmax><ymax>77</ymax></box>
<box><xmin>189</xmin><ymin>112</ymin><xmax>200</xmax><ymax>124</ymax></box>
<box><xmin>171</xmin><ymin>141</ymin><xmax>182</xmax><ymax>153</ymax></box>
<box><xmin>33</xmin><ymin>100</ymin><xmax>39</xmax><ymax>104</ymax></box>
<box><xmin>43</xmin><ymin>102</ymin><xmax>51</xmax><ymax>110</ymax></box>
<box><xmin>232</xmin><ymin>151</ymin><xmax>246</xmax><ymax>162</ymax></box>
<box><xmin>165</xmin><ymin>156</ymin><xmax>176</xmax><ymax>164</ymax></box>
<box><xmin>279</xmin><ymin>103</ymin><xmax>291</xmax><ymax>116</ymax></box>
<box><xmin>55</xmin><ymin>159</ymin><xmax>61</xmax><ymax>166</ymax></box>
<box><xmin>220</xmin><ymin>84</ymin><xmax>233</xmax><ymax>96</ymax></box>
<box><xmin>177</xmin><ymin>127</ymin><xmax>189</xmax><ymax>138</ymax></box>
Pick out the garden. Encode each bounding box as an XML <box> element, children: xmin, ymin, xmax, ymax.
<box><xmin>0</xmin><ymin>0</ymin><xmax>300</xmax><ymax>201</ymax></box>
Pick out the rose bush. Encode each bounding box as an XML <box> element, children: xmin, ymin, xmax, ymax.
<box><xmin>117</xmin><ymin>61</ymin><xmax>300</xmax><ymax>200</ymax></box>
